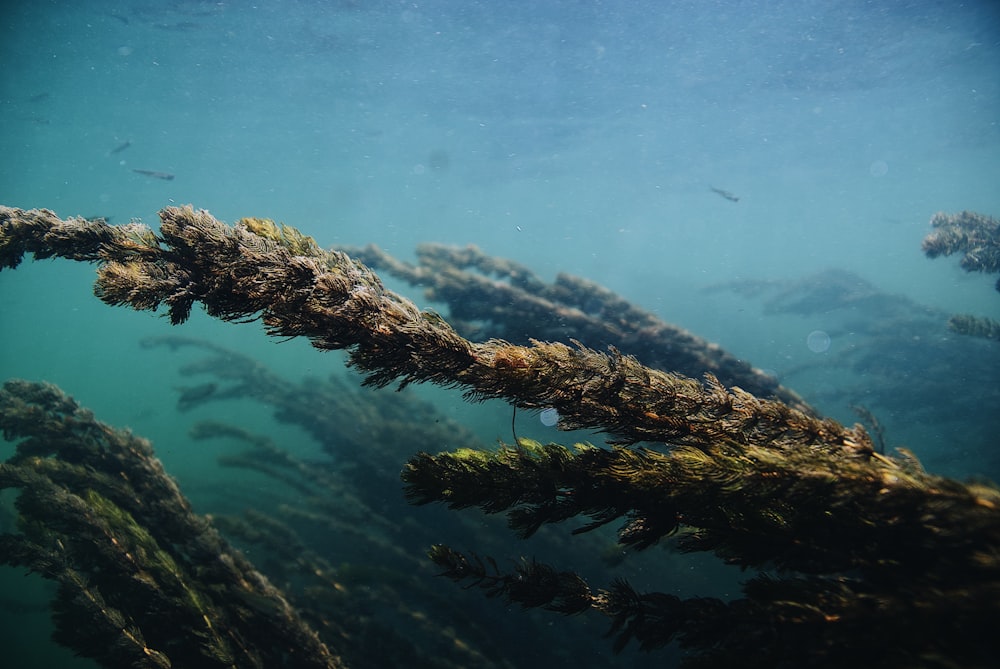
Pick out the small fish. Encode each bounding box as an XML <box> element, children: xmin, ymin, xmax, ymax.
<box><xmin>28</xmin><ymin>92</ymin><xmax>49</xmax><ymax>103</ymax></box>
<box><xmin>133</xmin><ymin>168</ymin><xmax>175</xmax><ymax>180</ymax></box>
<box><xmin>709</xmin><ymin>185</ymin><xmax>740</xmax><ymax>203</ymax></box>
<box><xmin>84</xmin><ymin>215</ymin><xmax>113</xmax><ymax>224</ymax></box>
<box><xmin>110</xmin><ymin>139</ymin><xmax>132</xmax><ymax>154</ymax></box>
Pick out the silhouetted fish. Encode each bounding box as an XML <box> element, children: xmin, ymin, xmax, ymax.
<box><xmin>110</xmin><ymin>139</ymin><xmax>132</xmax><ymax>154</ymax></box>
<box><xmin>709</xmin><ymin>185</ymin><xmax>740</xmax><ymax>202</ymax></box>
<box><xmin>132</xmin><ymin>169</ymin><xmax>174</xmax><ymax>180</ymax></box>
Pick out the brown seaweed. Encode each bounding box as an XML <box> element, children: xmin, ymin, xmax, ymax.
<box><xmin>340</xmin><ymin>241</ymin><xmax>809</xmax><ymax>412</ymax></box>
<box><xmin>922</xmin><ymin>210</ymin><xmax>1000</xmax><ymax>344</ymax></box>
<box><xmin>2</xmin><ymin>203</ymin><xmax>999</xmax><ymax>666</ymax></box>
<box><xmin>0</xmin><ymin>379</ymin><xmax>342</xmax><ymax>668</ymax></box>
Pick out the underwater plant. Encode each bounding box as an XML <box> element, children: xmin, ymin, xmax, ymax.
<box><xmin>0</xmin><ymin>379</ymin><xmax>340</xmax><ymax>668</ymax></box>
<box><xmin>340</xmin><ymin>241</ymin><xmax>809</xmax><ymax>411</ymax></box>
<box><xmin>922</xmin><ymin>210</ymin><xmax>1000</xmax><ymax>342</ymax></box>
<box><xmin>1</xmin><ymin>204</ymin><xmax>998</xmax><ymax>667</ymax></box>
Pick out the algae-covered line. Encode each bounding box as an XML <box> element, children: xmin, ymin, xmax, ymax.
<box><xmin>0</xmin><ymin>204</ymin><xmax>865</xmax><ymax>454</ymax></box>
<box><xmin>2</xmin><ymin>203</ymin><xmax>1000</xmax><ymax>667</ymax></box>
<box><xmin>341</xmin><ymin>241</ymin><xmax>812</xmax><ymax>413</ymax></box>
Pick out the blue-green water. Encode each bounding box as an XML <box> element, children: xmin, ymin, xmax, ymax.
<box><xmin>1</xmin><ymin>1</ymin><xmax>999</xmax><ymax>667</ymax></box>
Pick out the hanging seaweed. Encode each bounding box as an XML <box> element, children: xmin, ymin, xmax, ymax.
<box><xmin>407</xmin><ymin>436</ymin><xmax>1000</xmax><ymax>666</ymax></box>
<box><xmin>2</xmin><ymin>203</ymin><xmax>999</xmax><ymax>666</ymax></box>
<box><xmin>0</xmin><ymin>205</ymin><xmax>861</xmax><ymax>449</ymax></box>
<box><xmin>341</xmin><ymin>242</ymin><xmax>809</xmax><ymax>412</ymax></box>
<box><xmin>0</xmin><ymin>379</ymin><xmax>342</xmax><ymax>669</ymax></box>
<box><xmin>403</xmin><ymin>438</ymin><xmax>1000</xmax><ymax>576</ymax></box>
<box><xmin>922</xmin><ymin>210</ymin><xmax>1000</xmax><ymax>344</ymax></box>
<box><xmin>949</xmin><ymin>313</ymin><xmax>1000</xmax><ymax>341</ymax></box>
<box><xmin>138</xmin><ymin>335</ymin><xmax>621</xmax><ymax>669</ymax></box>
<box><xmin>922</xmin><ymin>210</ymin><xmax>1000</xmax><ymax>277</ymax></box>
<box><xmin>428</xmin><ymin>544</ymin><xmax>999</xmax><ymax>667</ymax></box>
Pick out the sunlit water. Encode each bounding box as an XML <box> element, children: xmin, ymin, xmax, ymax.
<box><xmin>1</xmin><ymin>1</ymin><xmax>999</xmax><ymax>666</ymax></box>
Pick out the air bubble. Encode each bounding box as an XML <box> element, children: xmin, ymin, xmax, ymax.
<box><xmin>806</xmin><ymin>330</ymin><xmax>831</xmax><ymax>353</ymax></box>
<box><xmin>539</xmin><ymin>408</ymin><xmax>559</xmax><ymax>427</ymax></box>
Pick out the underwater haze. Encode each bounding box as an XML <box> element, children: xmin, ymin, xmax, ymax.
<box><xmin>1</xmin><ymin>1</ymin><xmax>999</xmax><ymax>667</ymax></box>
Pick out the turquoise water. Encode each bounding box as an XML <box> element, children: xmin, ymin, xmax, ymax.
<box><xmin>1</xmin><ymin>1</ymin><xmax>999</xmax><ymax>667</ymax></box>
